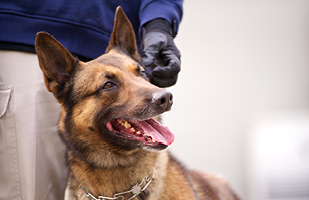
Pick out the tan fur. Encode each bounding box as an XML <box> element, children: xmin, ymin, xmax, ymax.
<box><xmin>35</xmin><ymin>6</ymin><xmax>240</xmax><ymax>200</ymax></box>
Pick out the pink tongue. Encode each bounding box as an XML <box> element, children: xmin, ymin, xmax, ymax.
<box><xmin>137</xmin><ymin>118</ymin><xmax>175</xmax><ymax>145</ymax></box>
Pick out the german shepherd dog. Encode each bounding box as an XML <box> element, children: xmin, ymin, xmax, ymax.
<box><xmin>35</xmin><ymin>7</ymin><xmax>240</xmax><ymax>200</ymax></box>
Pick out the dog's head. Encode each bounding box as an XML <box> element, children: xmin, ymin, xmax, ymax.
<box><xmin>35</xmin><ymin>7</ymin><xmax>175</xmax><ymax>167</ymax></box>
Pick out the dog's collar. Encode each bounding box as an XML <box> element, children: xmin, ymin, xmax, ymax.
<box><xmin>79</xmin><ymin>171</ymin><xmax>155</xmax><ymax>200</ymax></box>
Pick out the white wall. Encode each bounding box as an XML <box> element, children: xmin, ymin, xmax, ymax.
<box><xmin>163</xmin><ymin>1</ymin><xmax>309</xmax><ymax>198</ymax></box>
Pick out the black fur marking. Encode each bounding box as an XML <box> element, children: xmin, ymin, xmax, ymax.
<box><xmin>189</xmin><ymin>171</ymin><xmax>220</xmax><ymax>200</ymax></box>
<box><xmin>168</xmin><ymin>153</ymin><xmax>200</xmax><ymax>200</ymax></box>
<box><xmin>138</xmin><ymin>193</ymin><xmax>145</xmax><ymax>200</ymax></box>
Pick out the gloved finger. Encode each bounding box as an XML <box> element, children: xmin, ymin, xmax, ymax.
<box><xmin>150</xmin><ymin>74</ymin><xmax>178</xmax><ymax>88</ymax></box>
<box><xmin>151</xmin><ymin>49</ymin><xmax>181</xmax><ymax>78</ymax></box>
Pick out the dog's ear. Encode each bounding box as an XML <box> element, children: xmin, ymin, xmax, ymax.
<box><xmin>106</xmin><ymin>6</ymin><xmax>140</xmax><ymax>61</ymax></box>
<box><xmin>35</xmin><ymin>32</ymin><xmax>77</xmax><ymax>103</ymax></box>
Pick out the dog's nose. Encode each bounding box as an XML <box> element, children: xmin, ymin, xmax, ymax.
<box><xmin>152</xmin><ymin>90</ymin><xmax>173</xmax><ymax>111</ymax></box>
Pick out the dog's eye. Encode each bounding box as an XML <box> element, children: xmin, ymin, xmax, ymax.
<box><xmin>139</xmin><ymin>68</ymin><xmax>147</xmax><ymax>77</ymax></box>
<box><xmin>102</xmin><ymin>82</ymin><xmax>116</xmax><ymax>90</ymax></box>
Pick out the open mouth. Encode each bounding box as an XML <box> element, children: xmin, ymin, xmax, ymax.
<box><xmin>106</xmin><ymin>118</ymin><xmax>175</xmax><ymax>147</ymax></box>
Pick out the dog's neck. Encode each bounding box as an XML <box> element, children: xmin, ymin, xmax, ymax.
<box><xmin>67</xmin><ymin>149</ymin><xmax>169</xmax><ymax>199</ymax></box>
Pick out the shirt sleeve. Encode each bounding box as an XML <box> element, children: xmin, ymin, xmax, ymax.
<box><xmin>139</xmin><ymin>0</ymin><xmax>183</xmax><ymax>36</ymax></box>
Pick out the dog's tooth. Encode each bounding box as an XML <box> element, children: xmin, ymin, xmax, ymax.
<box><xmin>136</xmin><ymin>131</ymin><xmax>142</xmax><ymax>136</ymax></box>
<box><xmin>143</xmin><ymin>134</ymin><xmax>147</xmax><ymax>137</ymax></box>
<box><xmin>152</xmin><ymin>138</ymin><xmax>156</xmax><ymax>142</ymax></box>
<box><xmin>118</xmin><ymin>119</ymin><xmax>125</xmax><ymax>126</ymax></box>
<box><xmin>123</xmin><ymin>121</ymin><xmax>131</xmax><ymax>128</ymax></box>
<box><xmin>130</xmin><ymin>128</ymin><xmax>135</xmax><ymax>132</ymax></box>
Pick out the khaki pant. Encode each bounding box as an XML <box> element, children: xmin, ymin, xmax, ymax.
<box><xmin>0</xmin><ymin>51</ymin><xmax>68</xmax><ymax>200</ymax></box>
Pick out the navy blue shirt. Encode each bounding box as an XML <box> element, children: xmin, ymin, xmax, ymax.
<box><xmin>0</xmin><ymin>0</ymin><xmax>183</xmax><ymax>59</ymax></box>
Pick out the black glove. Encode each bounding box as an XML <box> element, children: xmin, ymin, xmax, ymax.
<box><xmin>141</xmin><ymin>19</ymin><xmax>181</xmax><ymax>88</ymax></box>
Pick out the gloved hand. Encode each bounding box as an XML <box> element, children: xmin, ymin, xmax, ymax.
<box><xmin>141</xmin><ymin>19</ymin><xmax>181</xmax><ymax>88</ymax></box>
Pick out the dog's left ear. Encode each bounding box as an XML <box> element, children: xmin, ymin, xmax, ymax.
<box><xmin>106</xmin><ymin>6</ymin><xmax>140</xmax><ymax>61</ymax></box>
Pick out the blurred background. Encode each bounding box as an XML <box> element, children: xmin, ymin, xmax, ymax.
<box><xmin>162</xmin><ymin>0</ymin><xmax>309</xmax><ymax>199</ymax></box>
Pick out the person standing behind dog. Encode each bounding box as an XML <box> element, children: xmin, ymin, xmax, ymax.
<box><xmin>0</xmin><ymin>1</ymin><xmax>182</xmax><ymax>200</ymax></box>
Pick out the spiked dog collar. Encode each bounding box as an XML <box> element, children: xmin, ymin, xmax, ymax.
<box><xmin>79</xmin><ymin>171</ymin><xmax>155</xmax><ymax>200</ymax></box>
